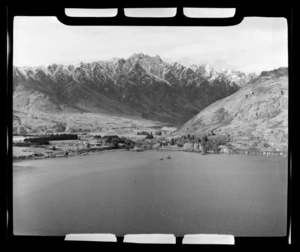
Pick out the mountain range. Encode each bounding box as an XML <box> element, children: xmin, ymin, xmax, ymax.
<box><xmin>13</xmin><ymin>53</ymin><xmax>257</xmax><ymax>125</ymax></box>
<box><xmin>13</xmin><ymin>53</ymin><xmax>288</xmax><ymax>152</ymax></box>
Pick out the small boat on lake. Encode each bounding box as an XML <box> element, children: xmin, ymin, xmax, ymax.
<box><xmin>166</xmin><ymin>156</ymin><xmax>171</xmax><ymax>159</ymax></box>
<box><xmin>159</xmin><ymin>158</ymin><xmax>164</xmax><ymax>160</ymax></box>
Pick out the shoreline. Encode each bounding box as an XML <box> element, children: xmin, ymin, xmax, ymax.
<box><xmin>13</xmin><ymin>146</ymin><xmax>288</xmax><ymax>163</ymax></box>
<box><xmin>12</xmin><ymin>147</ymin><xmax>126</xmax><ymax>163</ymax></box>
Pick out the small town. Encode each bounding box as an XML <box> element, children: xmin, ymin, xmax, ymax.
<box><xmin>13</xmin><ymin>131</ymin><xmax>287</xmax><ymax>161</ymax></box>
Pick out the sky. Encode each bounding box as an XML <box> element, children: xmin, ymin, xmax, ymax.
<box><xmin>13</xmin><ymin>15</ymin><xmax>288</xmax><ymax>74</ymax></box>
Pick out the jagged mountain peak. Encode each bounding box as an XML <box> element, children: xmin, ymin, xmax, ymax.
<box><xmin>14</xmin><ymin>53</ymin><xmax>258</xmax><ymax>87</ymax></box>
<box><xmin>129</xmin><ymin>52</ymin><xmax>146</xmax><ymax>59</ymax></box>
<box><xmin>127</xmin><ymin>53</ymin><xmax>165</xmax><ymax>64</ymax></box>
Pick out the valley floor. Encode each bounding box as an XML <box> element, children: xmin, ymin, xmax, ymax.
<box><xmin>12</xmin><ymin>109</ymin><xmax>288</xmax><ymax>162</ymax></box>
<box><xmin>13</xmin><ymin>110</ymin><xmax>170</xmax><ymax>136</ymax></box>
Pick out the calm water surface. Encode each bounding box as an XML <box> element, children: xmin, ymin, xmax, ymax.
<box><xmin>13</xmin><ymin>151</ymin><xmax>287</xmax><ymax>236</ymax></box>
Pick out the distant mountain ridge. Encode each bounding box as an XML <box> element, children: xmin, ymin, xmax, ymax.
<box><xmin>13</xmin><ymin>53</ymin><xmax>257</xmax><ymax>125</ymax></box>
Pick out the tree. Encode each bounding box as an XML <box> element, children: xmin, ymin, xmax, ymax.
<box><xmin>145</xmin><ymin>133</ymin><xmax>154</xmax><ymax>139</ymax></box>
<box><xmin>170</xmin><ymin>138</ymin><xmax>175</xmax><ymax>145</ymax></box>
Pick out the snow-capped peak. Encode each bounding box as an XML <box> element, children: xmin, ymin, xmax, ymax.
<box><xmin>190</xmin><ymin>64</ymin><xmax>257</xmax><ymax>86</ymax></box>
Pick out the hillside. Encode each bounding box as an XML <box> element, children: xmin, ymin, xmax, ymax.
<box><xmin>176</xmin><ymin>67</ymin><xmax>288</xmax><ymax>152</ymax></box>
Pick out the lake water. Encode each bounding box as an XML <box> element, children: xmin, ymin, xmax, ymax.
<box><xmin>13</xmin><ymin>151</ymin><xmax>287</xmax><ymax>237</ymax></box>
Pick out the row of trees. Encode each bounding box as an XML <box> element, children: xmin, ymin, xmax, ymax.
<box><xmin>24</xmin><ymin>134</ymin><xmax>78</xmax><ymax>142</ymax></box>
<box><xmin>168</xmin><ymin>135</ymin><xmax>208</xmax><ymax>146</ymax></box>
